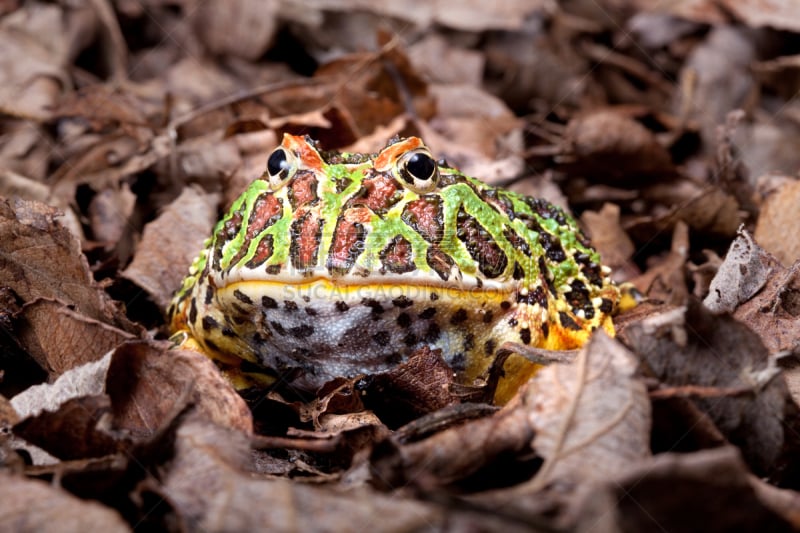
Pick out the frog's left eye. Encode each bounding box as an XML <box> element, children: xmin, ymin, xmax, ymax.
<box><xmin>396</xmin><ymin>148</ymin><xmax>439</xmax><ymax>193</ymax></box>
<box><xmin>265</xmin><ymin>146</ymin><xmax>297</xmax><ymax>190</ymax></box>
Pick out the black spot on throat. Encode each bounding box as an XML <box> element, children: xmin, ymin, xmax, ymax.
<box><xmin>289</xmin><ymin>324</ymin><xmax>314</xmax><ymax>337</ymax></box>
<box><xmin>450</xmin><ymin>309</ymin><xmax>467</xmax><ymax>325</ymax></box>
<box><xmin>233</xmin><ymin>289</ymin><xmax>253</xmax><ymax>305</ymax></box>
<box><xmin>392</xmin><ymin>295</ymin><xmax>413</xmax><ymax>308</ymax></box>
<box><xmin>397</xmin><ymin>313</ymin><xmax>412</xmax><ymax>328</ymax></box>
<box><xmin>419</xmin><ymin>307</ymin><xmax>437</xmax><ymax>320</ymax></box>
<box><xmin>372</xmin><ymin>331</ymin><xmax>391</xmax><ymax>346</ymax></box>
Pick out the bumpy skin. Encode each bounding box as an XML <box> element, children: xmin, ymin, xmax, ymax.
<box><xmin>168</xmin><ymin>134</ymin><xmax>619</xmax><ymax>403</ymax></box>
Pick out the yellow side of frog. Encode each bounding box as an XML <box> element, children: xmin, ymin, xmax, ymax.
<box><xmin>169</xmin><ymin>134</ymin><xmax>620</xmax><ymax>404</ymax></box>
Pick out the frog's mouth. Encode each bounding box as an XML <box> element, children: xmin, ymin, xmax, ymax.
<box><xmin>220</xmin><ymin>278</ymin><xmax>515</xmax><ymax>308</ymax></box>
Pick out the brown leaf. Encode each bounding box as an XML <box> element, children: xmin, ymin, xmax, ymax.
<box><xmin>580</xmin><ymin>202</ymin><xmax>639</xmax><ymax>280</ymax></box>
<box><xmin>0</xmin><ymin>394</ymin><xmax>18</xmax><ymax>437</ymax></box>
<box><xmin>311</xmin><ymin>44</ymin><xmax>434</xmax><ymax>147</ymax></box>
<box><xmin>0</xmin><ymin>473</ymin><xmax>130</xmax><ymax>532</ymax></box>
<box><xmin>569</xmin><ymin>447</ymin><xmax>792</xmax><ymax>532</ymax></box>
<box><xmin>10</xmin><ymin>355</ymin><xmax>111</xmax><ymax>419</ymax></box>
<box><xmin>13</xmin><ymin>395</ymin><xmax>119</xmax><ymax>460</ymax></box>
<box><xmin>0</xmin><ymin>198</ymin><xmax>137</xmax><ymax>333</ymax></box>
<box><xmin>122</xmin><ymin>187</ymin><xmax>220</xmax><ymax>310</ymax></box>
<box><xmin>87</xmin><ymin>183</ymin><xmax>136</xmax><ymax>258</ymax></box>
<box><xmin>363</xmin><ymin>346</ymin><xmax>460</xmax><ymax>424</ymax></box>
<box><xmin>408</xmin><ymin>34</ymin><xmax>484</xmax><ymax>86</ymax></box>
<box><xmin>754</xmin><ymin>179</ymin><xmax>800</xmax><ymax>267</ymax></box>
<box><xmin>192</xmin><ymin>0</ymin><xmax>278</xmax><ymax>60</ymax></box>
<box><xmin>561</xmin><ymin>108</ymin><xmax>675</xmax><ymax>181</ymax></box>
<box><xmin>285</xmin><ymin>0</ymin><xmax>550</xmax><ymax>31</ymax></box>
<box><xmin>296</xmin><ymin>378</ymin><xmax>367</xmax><ymax>428</ymax></box>
<box><xmin>107</xmin><ymin>341</ymin><xmax>252</xmax><ymax>437</ymax></box>
<box><xmin>422</xmin><ymin>84</ymin><xmax>522</xmax><ymax>181</ymax></box>
<box><xmin>0</xmin><ymin>122</ymin><xmax>53</xmax><ymax>181</ymax></box>
<box><xmin>53</xmin><ymin>85</ymin><xmax>152</xmax><ymax>130</ymax></box>
<box><xmin>175</xmin><ymin>135</ymin><xmax>243</xmax><ymax>191</ymax></box>
<box><xmin>620</xmin><ymin>299</ymin><xmax>790</xmax><ymax>475</ymax></box>
<box><xmin>668</xmin><ymin>186</ymin><xmax>742</xmax><ymax>237</ymax></box>
<box><xmin>369</xmin><ymin>402</ymin><xmax>530</xmax><ymax>490</ymax></box>
<box><xmin>0</xmin><ymin>4</ymin><xmax>80</xmax><ymax>120</ymax></box>
<box><xmin>16</xmin><ymin>299</ymin><xmax>135</xmax><ymax>378</ymax></box>
<box><xmin>50</xmin><ymin>133</ymin><xmax>166</xmax><ymax>201</ymax></box>
<box><xmin>630</xmin><ymin>220</ymin><xmax>690</xmax><ymax>305</ymax></box>
<box><xmin>720</xmin><ymin>0</ymin><xmax>800</xmax><ymax>32</ymax></box>
<box><xmin>524</xmin><ymin>331</ymin><xmax>651</xmax><ymax>487</ymax></box>
<box><xmin>158</xmin><ymin>417</ymin><xmax>529</xmax><ymax>532</ymax></box>
<box><xmin>0</xmin><ymin>169</ymin><xmax>87</xmax><ymax>242</ymax></box>
<box><xmin>704</xmin><ymin>228</ymin><xmax>780</xmax><ymax>314</ymax></box>
<box><xmin>688</xmin><ymin>248</ymin><xmax>724</xmax><ymax>300</ymax></box>
<box><xmin>9</xmin><ymin>353</ymin><xmax>112</xmax><ymax>464</ymax></box>
<box><xmin>733</xmin><ymin>261</ymin><xmax>800</xmax><ymax>356</ymax></box>
<box><xmin>679</xmin><ymin>26</ymin><xmax>756</xmax><ymax>147</ymax></box>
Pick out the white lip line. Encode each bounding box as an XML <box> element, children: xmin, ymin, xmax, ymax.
<box><xmin>217</xmin><ymin>278</ymin><xmax>515</xmax><ymax>295</ymax></box>
<box><xmin>214</xmin><ymin>269</ymin><xmax>517</xmax><ymax>294</ymax></box>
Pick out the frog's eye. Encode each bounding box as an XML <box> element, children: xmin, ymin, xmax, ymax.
<box><xmin>397</xmin><ymin>148</ymin><xmax>439</xmax><ymax>193</ymax></box>
<box><xmin>265</xmin><ymin>146</ymin><xmax>297</xmax><ymax>190</ymax></box>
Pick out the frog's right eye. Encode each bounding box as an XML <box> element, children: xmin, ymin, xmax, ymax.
<box><xmin>265</xmin><ymin>147</ymin><xmax>297</xmax><ymax>190</ymax></box>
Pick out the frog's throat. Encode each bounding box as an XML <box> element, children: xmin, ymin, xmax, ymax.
<box><xmin>219</xmin><ymin>279</ymin><xmax>514</xmax><ymax>306</ymax></box>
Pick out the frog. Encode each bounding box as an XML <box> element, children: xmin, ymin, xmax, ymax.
<box><xmin>168</xmin><ymin>134</ymin><xmax>619</xmax><ymax>404</ymax></box>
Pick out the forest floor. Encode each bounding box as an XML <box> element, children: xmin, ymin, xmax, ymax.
<box><xmin>2</xmin><ymin>1</ymin><xmax>800</xmax><ymax>531</ymax></box>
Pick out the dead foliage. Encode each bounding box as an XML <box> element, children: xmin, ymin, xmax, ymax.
<box><xmin>2</xmin><ymin>0</ymin><xmax>800</xmax><ymax>530</ymax></box>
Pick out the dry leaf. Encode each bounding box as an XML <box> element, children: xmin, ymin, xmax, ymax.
<box><xmin>122</xmin><ymin>187</ymin><xmax>220</xmax><ymax>310</ymax></box>
<box><xmin>581</xmin><ymin>202</ymin><xmax>639</xmax><ymax>281</ymax></box>
<box><xmin>106</xmin><ymin>341</ymin><xmax>253</xmax><ymax>436</ymax></box>
<box><xmin>192</xmin><ymin>0</ymin><xmax>278</xmax><ymax>60</ymax></box>
<box><xmin>10</xmin><ymin>353</ymin><xmax>112</xmax><ymax>464</ymax></box>
<box><xmin>369</xmin><ymin>402</ymin><xmax>531</xmax><ymax>490</ymax></box>
<box><xmin>0</xmin><ymin>473</ymin><xmax>130</xmax><ymax>532</ymax></box>
<box><xmin>408</xmin><ymin>34</ymin><xmax>484</xmax><ymax>86</ymax></box>
<box><xmin>362</xmin><ymin>346</ymin><xmax>460</xmax><ymax>424</ymax></box>
<box><xmin>284</xmin><ymin>0</ymin><xmax>551</xmax><ymax>31</ymax></box>
<box><xmin>754</xmin><ymin>179</ymin><xmax>800</xmax><ymax>267</ymax></box>
<box><xmin>631</xmin><ymin>220</ymin><xmax>690</xmax><ymax>305</ymax></box>
<box><xmin>525</xmin><ymin>331</ymin><xmax>651</xmax><ymax>486</ymax></box>
<box><xmin>678</xmin><ymin>26</ymin><xmax>755</xmax><ymax>147</ymax></box>
<box><xmin>0</xmin><ymin>198</ymin><xmax>137</xmax><ymax>333</ymax></box>
<box><xmin>87</xmin><ymin>183</ymin><xmax>136</xmax><ymax>248</ymax></box>
<box><xmin>570</xmin><ymin>447</ymin><xmax>793</xmax><ymax>532</ymax></box>
<box><xmin>733</xmin><ymin>261</ymin><xmax>800</xmax><ymax>356</ymax></box>
<box><xmin>159</xmin><ymin>417</ymin><xmax>528</xmax><ymax>532</ymax></box>
<box><xmin>0</xmin><ymin>122</ymin><xmax>53</xmax><ymax>181</ymax></box>
<box><xmin>620</xmin><ymin>299</ymin><xmax>790</xmax><ymax>476</ymax></box>
<box><xmin>704</xmin><ymin>228</ymin><xmax>779</xmax><ymax>314</ymax></box>
<box><xmin>561</xmin><ymin>109</ymin><xmax>675</xmax><ymax>181</ymax></box>
<box><xmin>720</xmin><ymin>0</ymin><xmax>800</xmax><ymax>32</ymax></box>
<box><xmin>0</xmin><ymin>4</ymin><xmax>80</xmax><ymax>120</ymax></box>
<box><xmin>13</xmin><ymin>395</ymin><xmax>118</xmax><ymax>460</ymax></box>
<box><xmin>16</xmin><ymin>299</ymin><xmax>135</xmax><ymax>378</ymax></box>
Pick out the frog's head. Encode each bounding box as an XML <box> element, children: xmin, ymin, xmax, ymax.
<box><xmin>203</xmin><ymin>133</ymin><xmax>531</xmax><ymax>292</ymax></box>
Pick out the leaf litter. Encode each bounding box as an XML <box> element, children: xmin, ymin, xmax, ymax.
<box><xmin>1</xmin><ymin>0</ymin><xmax>800</xmax><ymax>530</ymax></box>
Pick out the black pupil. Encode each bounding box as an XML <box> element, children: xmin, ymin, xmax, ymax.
<box><xmin>406</xmin><ymin>152</ymin><xmax>435</xmax><ymax>181</ymax></box>
<box><xmin>267</xmin><ymin>149</ymin><xmax>289</xmax><ymax>177</ymax></box>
